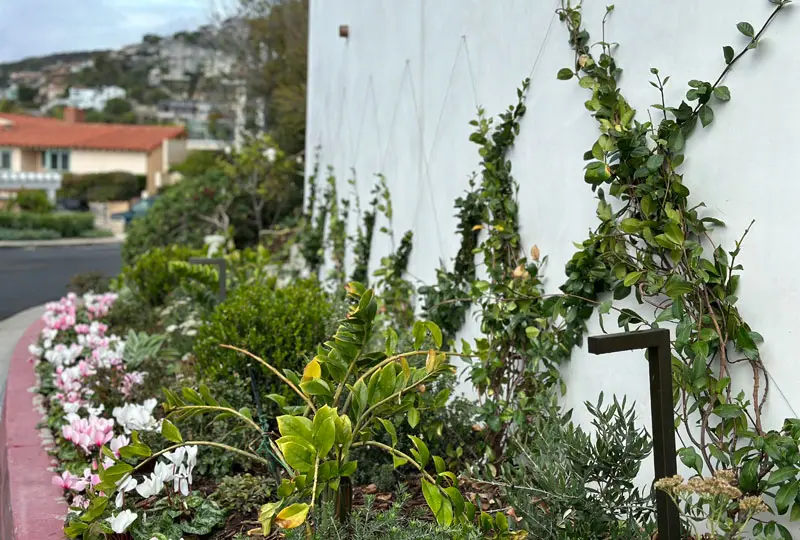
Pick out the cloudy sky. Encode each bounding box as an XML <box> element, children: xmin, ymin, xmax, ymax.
<box><xmin>0</xmin><ymin>0</ymin><xmax>227</xmax><ymax>63</ymax></box>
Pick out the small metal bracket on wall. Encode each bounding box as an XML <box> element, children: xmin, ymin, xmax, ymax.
<box><xmin>587</xmin><ymin>328</ymin><xmax>680</xmax><ymax>540</ymax></box>
<box><xmin>188</xmin><ymin>257</ymin><xmax>227</xmax><ymax>302</ymax></box>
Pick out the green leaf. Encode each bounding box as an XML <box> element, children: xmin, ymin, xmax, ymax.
<box><xmin>713</xmin><ymin>86</ymin><xmax>731</xmax><ymax>102</ymax></box>
<box><xmin>161</xmin><ymin>419</ymin><xmax>183</xmax><ymax>443</ymax></box>
<box><xmin>525</xmin><ymin>326</ymin><xmax>540</xmax><ymax>340</ymax></box>
<box><xmin>737</xmin><ymin>22</ymin><xmax>755</xmax><ymax>38</ymax></box>
<box><xmin>619</xmin><ymin>218</ymin><xmax>643</xmax><ymax>234</ymax></box>
<box><xmin>277</xmin><ymin>415</ymin><xmax>313</xmax><ymax>442</ymax></box>
<box><xmin>424</xmin><ymin>321</ymin><xmax>443</xmax><ymax>348</ymax></box>
<box><xmin>646</xmin><ymin>153</ymin><xmax>664</xmax><ymax>172</ymax></box>
<box><xmin>678</xmin><ymin>447</ymin><xmax>703</xmax><ymax>475</ymax></box>
<box><xmin>408</xmin><ymin>435</ymin><xmax>430</xmax><ymax>469</ymax></box>
<box><xmin>585</xmin><ymin>161</ymin><xmax>611</xmax><ymax>185</ymax></box>
<box><xmin>340</xmin><ymin>460</ymin><xmax>357</xmax><ymax>477</ymax></box>
<box><xmin>791</xmin><ymin>502</ymin><xmax>800</xmax><ymax>522</ymax></box>
<box><xmin>312</xmin><ymin>406</ymin><xmax>337</xmax><ymax>457</ymax></box>
<box><xmin>623</xmin><ymin>271</ymin><xmax>644</xmax><ymax>287</ymax></box>
<box><xmin>723</xmin><ymin>46</ymin><xmax>735</xmax><ymax>64</ymax></box>
<box><xmin>276</xmin><ymin>438</ymin><xmax>315</xmax><ymax>473</ymax></box>
<box><xmin>714</xmin><ymin>404</ymin><xmax>744</xmax><ymax>420</ymax></box>
<box><xmin>598</xmin><ymin>300</ymin><xmax>612</xmax><ymax>314</ymax></box>
<box><xmin>776</xmin><ymin>481</ymin><xmax>799</xmax><ymax>515</ymax></box>
<box><xmin>557</xmin><ymin>68</ymin><xmax>574</xmax><ymax>80</ymax></box>
<box><xmin>768</xmin><ymin>467</ymin><xmax>799</xmax><ymax>486</ymax></box>
<box><xmin>664</xmin><ymin>223</ymin><xmax>684</xmax><ymax>246</ymax></box>
<box><xmin>699</xmin><ymin>105</ymin><xmax>714</xmax><ymax>127</ymax></box>
<box><xmin>300</xmin><ymin>378</ymin><xmax>332</xmax><ymax>397</ymax></box>
<box><xmin>412</xmin><ymin>321</ymin><xmax>427</xmax><ymax>349</ymax></box>
<box><xmin>739</xmin><ymin>458</ymin><xmax>759</xmax><ymax>492</ymax></box>
<box><xmin>407</xmin><ymin>407</ymin><xmax>420</xmax><ymax>428</ymax></box>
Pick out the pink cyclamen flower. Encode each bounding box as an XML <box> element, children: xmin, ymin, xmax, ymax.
<box><xmin>52</xmin><ymin>470</ymin><xmax>87</xmax><ymax>492</ymax></box>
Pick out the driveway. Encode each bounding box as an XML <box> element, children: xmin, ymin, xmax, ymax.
<box><xmin>0</xmin><ymin>244</ymin><xmax>122</xmax><ymax>321</ymax></box>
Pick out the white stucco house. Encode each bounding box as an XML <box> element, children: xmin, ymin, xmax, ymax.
<box><xmin>305</xmin><ymin>0</ymin><xmax>800</xmax><ymax>528</ymax></box>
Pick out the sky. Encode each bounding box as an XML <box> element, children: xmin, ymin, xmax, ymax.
<box><xmin>0</xmin><ymin>0</ymin><xmax>227</xmax><ymax>63</ymax></box>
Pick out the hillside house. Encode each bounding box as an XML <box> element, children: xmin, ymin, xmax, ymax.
<box><xmin>0</xmin><ymin>107</ymin><xmax>187</xmax><ymax>194</ymax></box>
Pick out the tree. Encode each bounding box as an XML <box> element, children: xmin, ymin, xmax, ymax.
<box><xmin>103</xmin><ymin>98</ymin><xmax>133</xmax><ymax>117</ymax></box>
<box><xmin>17</xmin><ymin>85</ymin><xmax>37</xmax><ymax>105</ymax></box>
<box><xmin>219</xmin><ymin>134</ymin><xmax>303</xmax><ymax>232</ymax></box>
<box><xmin>212</xmin><ymin>0</ymin><xmax>308</xmax><ymax>155</ymax></box>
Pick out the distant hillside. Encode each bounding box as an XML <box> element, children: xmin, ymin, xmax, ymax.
<box><xmin>0</xmin><ymin>50</ymin><xmax>109</xmax><ymax>74</ymax></box>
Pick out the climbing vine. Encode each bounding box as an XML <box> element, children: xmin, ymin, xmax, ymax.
<box><xmin>350</xmin><ymin>174</ymin><xmax>378</xmax><ymax>286</ymax></box>
<box><xmin>557</xmin><ymin>0</ymin><xmax>796</xmax><ymax>535</ymax></box>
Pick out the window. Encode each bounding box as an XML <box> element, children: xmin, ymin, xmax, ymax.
<box><xmin>41</xmin><ymin>149</ymin><xmax>70</xmax><ymax>172</ymax></box>
<box><xmin>0</xmin><ymin>149</ymin><xmax>10</xmax><ymax>170</ymax></box>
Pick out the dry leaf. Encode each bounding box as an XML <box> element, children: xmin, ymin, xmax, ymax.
<box><xmin>530</xmin><ymin>244</ymin><xmax>540</xmax><ymax>261</ymax></box>
<box><xmin>363</xmin><ymin>484</ymin><xmax>378</xmax><ymax>494</ymax></box>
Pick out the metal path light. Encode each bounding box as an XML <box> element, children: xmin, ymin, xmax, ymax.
<box><xmin>587</xmin><ymin>328</ymin><xmax>680</xmax><ymax>540</ymax></box>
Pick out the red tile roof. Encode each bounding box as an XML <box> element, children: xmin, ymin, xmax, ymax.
<box><xmin>0</xmin><ymin>113</ymin><xmax>186</xmax><ymax>153</ymax></box>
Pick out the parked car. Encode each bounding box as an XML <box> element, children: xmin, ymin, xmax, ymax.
<box><xmin>111</xmin><ymin>197</ymin><xmax>158</xmax><ymax>226</ymax></box>
<box><xmin>56</xmin><ymin>198</ymin><xmax>91</xmax><ymax>212</ymax></box>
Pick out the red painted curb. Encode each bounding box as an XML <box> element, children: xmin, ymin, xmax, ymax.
<box><xmin>1</xmin><ymin>318</ymin><xmax>67</xmax><ymax>540</ymax></box>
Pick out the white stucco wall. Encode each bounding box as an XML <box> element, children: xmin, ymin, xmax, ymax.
<box><xmin>70</xmin><ymin>150</ymin><xmax>148</xmax><ymax>176</ymax></box>
<box><xmin>307</xmin><ymin>0</ymin><xmax>800</xmax><ymax>517</ymax></box>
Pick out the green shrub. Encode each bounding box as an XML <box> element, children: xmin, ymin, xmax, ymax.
<box><xmin>122</xmin><ymin>171</ymin><xmax>249</xmax><ymax>265</ymax></box>
<box><xmin>0</xmin><ymin>227</ymin><xmax>61</xmax><ymax>240</ymax></box>
<box><xmin>194</xmin><ymin>278</ymin><xmax>332</xmax><ymax>406</ymax></box>
<box><xmin>210</xmin><ymin>474</ymin><xmax>273</xmax><ymax>515</ymax></box>
<box><xmin>14</xmin><ymin>190</ymin><xmax>53</xmax><ymax>213</ymax></box>
<box><xmin>104</xmin><ymin>286</ymin><xmax>160</xmax><ymax>335</ymax></box>
<box><xmin>0</xmin><ymin>211</ymin><xmax>94</xmax><ymax>237</ymax></box>
<box><xmin>117</xmin><ymin>245</ymin><xmax>200</xmax><ymax>306</ymax></box>
<box><xmin>58</xmin><ymin>171</ymin><xmax>146</xmax><ymax>202</ymax></box>
<box><xmin>67</xmin><ymin>272</ymin><xmax>110</xmax><ymax>294</ymax></box>
<box><xmin>500</xmin><ymin>394</ymin><xmax>655</xmax><ymax>539</ymax></box>
<box><xmin>170</xmin><ymin>150</ymin><xmax>224</xmax><ymax>178</ymax></box>
<box><xmin>78</xmin><ymin>228</ymin><xmax>114</xmax><ymax>238</ymax></box>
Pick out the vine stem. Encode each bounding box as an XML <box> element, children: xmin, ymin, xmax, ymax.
<box><xmin>690</xmin><ymin>3</ymin><xmax>786</xmax><ymax>119</ymax></box>
<box><xmin>220</xmin><ymin>343</ymin><xmax>317</xmax><ymax>413</ymax></box>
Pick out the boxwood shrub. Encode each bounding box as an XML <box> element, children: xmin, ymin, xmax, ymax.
<box><xmin>0</xmin><ymin>211</ymin><xmax>95</xmax><ymax>237</ymax></box>
<box><xmin>194</xmin><ymin>278</ymin><xmax>333</xmax><ymax>407</ymax></box>
<box><xmin>117</xmin><ymin>244</ymin><xmax>201</xmax><ymax>307</ymax></box>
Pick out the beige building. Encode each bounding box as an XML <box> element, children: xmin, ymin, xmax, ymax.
<box><xmin>0</xmin><ymin>108</ymin><xmax>188</xmax><ymax>194</ymax></box>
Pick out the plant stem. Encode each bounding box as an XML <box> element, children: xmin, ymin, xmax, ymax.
<box><xmin>221</xmin><ymin>343</ymin><xmax>317</xmax><ymax>413</ymax></box>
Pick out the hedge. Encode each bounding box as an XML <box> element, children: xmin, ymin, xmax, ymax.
<box><xmin>0</xmin><ymin>212</ymin><xmax>95</xmax><ymax>237</ymax></box>
<box><xmin>58</xmin><ymin>171</ymin><xmax>147</xmax><ymax>202</ymax></box>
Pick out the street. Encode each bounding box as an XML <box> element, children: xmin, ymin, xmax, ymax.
<box><xmin>0</xmin><ymin>245</ymin><xmax>122</xmax><ymax>321</ymax></box>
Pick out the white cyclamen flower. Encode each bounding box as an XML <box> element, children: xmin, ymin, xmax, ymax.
<box><xmin>112</xmin><ymin>399</ymin><xmax>160</xmax><ymax>434</ymax></box>
<box><xmin>135</xmin><ymin>473</ymin><xmax>164</xmax><ymax>499</ymax></box>
<box><xmin>153</xmin><ymin>460</ymin><xmax>175</xmax><ymax>483</ymax></box>
<box><xmin>115</xmin><ymin>476</ymin><xmax>138</xmax><ymax>508</ymax></box>
<box><xmin>107</xmin><ymin>509</ymin><xmax>137</xmax><ymax>533</ymax></box>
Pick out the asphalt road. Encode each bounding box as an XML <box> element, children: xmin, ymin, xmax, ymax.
<box><xmin>0</xmin><ymin>244</ymin><xmax>122</xmax><ymax>321</ymax></box>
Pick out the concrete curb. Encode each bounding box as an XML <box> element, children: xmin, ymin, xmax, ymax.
<box><xmin>0</xmin><ymin>317</ymin><xmax>67</xmax><ymax>539</ymax></box>
<box><xmin>0</xmin><ymin>235</ymin><xmax>124</xmax><ymax>248</ymax></box>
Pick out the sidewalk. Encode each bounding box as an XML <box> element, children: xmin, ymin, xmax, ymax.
<box><xmin>0</xmin><ymin>234</ymin><xmax>124</xmax><ymax>249</ymax></box>
<box><xmin>0</xmin><ymin>306</ymin><xmax>44</xmax><ymax>416</ymax></box>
